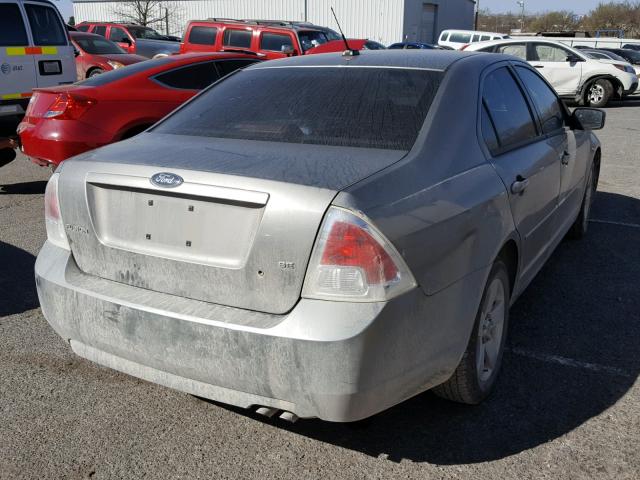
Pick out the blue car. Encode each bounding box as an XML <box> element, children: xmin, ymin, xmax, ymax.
<box><xmin>388</xmin><ymin>42</ymin><xmax>437</xmax><ymax>49</ymax></box>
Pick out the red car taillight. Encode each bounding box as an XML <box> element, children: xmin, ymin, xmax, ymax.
<box><xmin>44</xmin><ymin>93</ymin><xmax>96</xmax><ymax>119</ymax></box>
<box><xmin>302</xmin><ymin>207</ymin><xmax>416</xmax><ymax>302</ymax></box>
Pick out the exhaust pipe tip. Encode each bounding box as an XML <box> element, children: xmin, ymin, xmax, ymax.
<box><xmin>279</xmin><ymin>411</ymin><xmax>299</xmax><ymax>423</ymax></box>
<box><xmin>255</xmin><ymin>406</ymin><xmax>278</xmax><ymax>418</ymax></box>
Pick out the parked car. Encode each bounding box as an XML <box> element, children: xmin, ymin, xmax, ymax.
<box><xmin>0</xmin><ymin>0</ymin><xmax>76</xmax><ymax>124</ymax></box>
<box><xmin>70</xmin><ymin>31</ymin><xmax>146</xmax><ymax>80</ymax></box>
<box><xmin>599</xmin><ymin>48</ymin><xmax>640</xmax><ymax>68</ymax></box>
<box><xmin>581</xmin><ymin>49</ymin><xmax>640</xmax><ymax>85</ymax></box>
<box><xmin>438</xmin><ymin>29</ymin><xmax>509</xmax><ymax>50</ymax></box>
<box><xmin>388</xmin><ymin>42</ymin><xmax>437</xmax><ymax>49</ymax></box>
<box><xmin>180</xmin><ymin>18</ymin><xmax>373</xmax><ymax>59</ymax></box>
<box><xmin>76</xmin><ymin>22</ymin><xmax>180</xmax><ymax>58</ymax></box>
<box><xmin>18</xmin><ymin>53</ymin><xmax>258</xmax><ymax>166</ymax></box>
<box><xmin>622</xmin><ymin>44</ymin><xmax>640</xmax><ymax>51</ymax></box>
<box><xmin>464</xmin><ymin>39</ymin><xmax>638</xmax><ymax>107</ymax></box>
<box><xmin>35</xmin><ymin>50</ymin><xmax>605</xmax><ymax>423</ymax></box>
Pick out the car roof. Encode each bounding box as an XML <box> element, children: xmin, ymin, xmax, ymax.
<box><xmin>188</xmin><ymin>19</ymin><xmax>323</xmax><ymax>33</ymax></box>
<box><xmin>248</xmin><ymin>49</ymin><xmax>499</xmax><ymax>72</ymax></box>
<box><xmin>465</xmin><ymin>38</ymin><xmax>580</xmax><ymax>50</ymax></box>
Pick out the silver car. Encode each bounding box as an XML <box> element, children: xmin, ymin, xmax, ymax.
<box><xmin>36</xmin><ymin>50</ymin><xmax>605</xmax><ymax>422</ymax></box>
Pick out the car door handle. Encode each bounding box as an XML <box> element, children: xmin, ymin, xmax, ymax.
<box><xmin>561</xmin><ymin>150</ymin><xmax>570</xmax><ymax>165</ymax></box>
<box><xmin>511</xmin><ymin>176</ymin><xmax>530</xmax><ymax>194</ymax></box>
<box><xmin>533</xmin><ymin>65</ymin><xmax>544</xmax><ymax>69</ymax></box>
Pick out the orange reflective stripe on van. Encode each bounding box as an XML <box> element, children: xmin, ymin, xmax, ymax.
<box><xmin>5</xmin><ymin>46</ymin><xmax>58</xmax><ymax>56</ymax></box>
<box><xmin>1</xmin><ymin>92</ymin><xmax>32</xmax><ymax>100</ymax></box>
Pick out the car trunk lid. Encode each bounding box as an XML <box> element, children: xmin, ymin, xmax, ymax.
<box><xmin>58</xmin><ymin>134</ymin><xmax>407</xmax><ymax>314</ymax></box>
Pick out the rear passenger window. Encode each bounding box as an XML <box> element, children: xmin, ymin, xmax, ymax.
<box><xmin>93</xmin><ymin>26</ymin><xmax>106</xmax><ymax>37</ymax></box>
<box><xmin>472</xmin><ymin>34</ymin><xmax>480</xmax><ymax>42</ymax></box>
<box><xmin>154</xmin><ymin>61</ymin><xmax>220</xmax><ymax>90</ymax></box>
<box><xmin>449</xmin><ymin>33</ymin><xmax>471</xmax><ymax>43</ymax></box>
<box><xmin>480</xmin><ymin>35</ymin><xmax>490</xmax><ymax>41</ymax></box>
<box><xmin>515</xmin><ymin>66</ymin><xmax>565</xmax><ymax>134</ymax></box>
<box><xmin>215</xmin><ymin>59</ymin><xmax>258</xmax><ymax>77</ymax></box>
<box><xmin>496</xmin><ymin>43</ymin><xmax>526</xmax><ymax>60</ymax></box>
<box><xmin>223</xmin><ymin>29</ymin><xmax>252</xmax><ymax>48</ymax></box>
<box><xmin>260</xmin><ymin>32</ymin><xmax>293</xmax><ymax>51</ymax></box>
<box><xmin>0</xmin><ymin>3</ymin><xmax>28</xmax><ymax>46</ymax></box>
<box><xmin>482</xmin><ymin>67</ymin><xmax>538</xmax><ymax>153</ymax></box>
<box><xmin>24</xmin><ymin>4</ymin><xmax>66</xmax><ymax>46</ymax></box>
<box><xmin>189</xmin><ymin>26</ymin><xmax>217</xmax><ymax>45</ymax></box>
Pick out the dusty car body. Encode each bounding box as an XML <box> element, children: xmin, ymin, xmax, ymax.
<box><xmin>35</xmin><ymin>51</ymin><xmax>603</xmax><ymax>422</ymax></box>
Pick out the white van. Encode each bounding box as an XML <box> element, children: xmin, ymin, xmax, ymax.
<box><xmin>0</xmin><ymin>0</ymin><xmax>75</xmax><ymax>120</ymax></box>
<box><xmin>438</xmin><ymin>29</ymin><xmax>510</xmax><ymax>50</ymax></box>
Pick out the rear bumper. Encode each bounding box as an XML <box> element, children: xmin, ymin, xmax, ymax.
<box><xmin>18</xmin><ymin>118</ymin><xmax>114</xmax><ymax>166</ymax></box>
<box><xmin>35</xmin><ymin>242</ymin><xmax>484</xmax><ymax>422</ymax></box>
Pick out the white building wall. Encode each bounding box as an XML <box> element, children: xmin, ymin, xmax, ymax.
<box><xmin>73</xmin><ymin>0</ymin><xmax>466</xmax><ymax>46</ymax></box>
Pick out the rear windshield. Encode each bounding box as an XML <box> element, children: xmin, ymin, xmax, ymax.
<box><xmin>24</xmin><ymin>4</ymin><xmax>67</xmax><ymax>46</ymax></box>
<box><xmin>74</xmin><ymin>36</ymin><xmax>125</xmax><ymax>54</ymax></box>
<box><xmin>76</xmin><ymin>56</ymin><xmax>175</xmax><ymax>86</ymax></box>
<box><xmin>0</xmin><ymin>4</ymin><xmax>28</xmax><ymax>46</ymax></box>
<box><xmin>154</xmin><ymin>67</ymin><xmax>443</xmax><ymax>150</ymax></box>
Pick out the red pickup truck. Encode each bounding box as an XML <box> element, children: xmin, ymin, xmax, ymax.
<box><xmin>180</xmin><ymin>19</ymin><xmax>384</xmax><ymax>59</ymax></box>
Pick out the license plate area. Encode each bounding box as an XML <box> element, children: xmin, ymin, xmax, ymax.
<box><xmin>86</xmin><ymin>179</ymin><xmax>267</xmax><ymax>268</ymax></box>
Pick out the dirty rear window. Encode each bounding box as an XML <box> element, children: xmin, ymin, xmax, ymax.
<box><xmin>154</xmin><ymin>67</ymin><xmax>443</xmax><ymax>150</ymax></box>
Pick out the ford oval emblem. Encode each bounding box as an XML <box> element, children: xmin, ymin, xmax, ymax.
<box><xmin>150</xmin><ymin>172</ymin><xmax>183</xmax><ymax>188</ymax></box>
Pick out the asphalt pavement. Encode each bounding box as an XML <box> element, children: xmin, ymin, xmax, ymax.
<box><xmin>1</xmin><ymin>102</ymin><xmax>638</xmax><ymax>479</ymax></box>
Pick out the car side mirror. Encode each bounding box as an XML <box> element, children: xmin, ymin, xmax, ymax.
<box><xmin>73</xmin><ymin>48</ymin><xmax>80</xmax><ymax>57</ymax></box>
<box><xmin>572</xmin><ymin>107</ymin><xmax>606</xmax><ymax>130</ymax></box>
<box><xmin>566</xmin><ymin>54</ymin><xmax>583</xmax><ymax>63</ymax></box>
<box><xmin>121</xmin><ymin>38</ymin><xmax>132</xmax><ymax>45</ymax></box>
<box><xmin>281</xmin><ymin>45</ymin><xmax>295</xmax><ymax>56</ymax></box>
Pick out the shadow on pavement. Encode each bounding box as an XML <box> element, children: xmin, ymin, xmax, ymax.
<box><xmin>0</xmin><ymin>242</ymin><xmax>39</xmax><ymax>317</ymax></box>
<box><xmin>215</xmin><ymin>191</ymin><xmax>639</xmax><ymax>464</ymax></box>
<box><xmin>0</xmin><ymin>180</ymin><xmax>47</xmax><ymax>195</ymax></box>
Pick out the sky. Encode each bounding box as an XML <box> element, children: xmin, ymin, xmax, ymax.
<box><xmin>480</xmin><ymin>0</ymin><xmax>604</xmax><ymax>15</ymax></box>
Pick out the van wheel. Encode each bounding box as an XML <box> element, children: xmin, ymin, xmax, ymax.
<box><xmin>585</xmin><ymin>79</ymin><xmax>612</xmax><ymax>108</ymax></box>
<box><xmin>433</xmin><ymin>259</ymin><xmax>510</xmax><ymax>404</ymax></box>
<box><xmin>88</xmin><ymin>68</ymin><xmax>104</xmax><ymax>78</ymax></box>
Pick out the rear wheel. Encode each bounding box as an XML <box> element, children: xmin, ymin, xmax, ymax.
<box><xmin>585</xmin><ymin>79</ymin><xmax>613</xmax><ymax>108</ymax></box>
<box><xmin>433</xmin><ymin>259</ymin><xmax>510</xmax><ymax>404</ymax></box>
<box><xmin>88</xmin><ymin>68</ymin><xmax>104</xmax><ymax>78</ymax></box>
<box><xmin>568</xmin><ymin>161</ymin><xmax>597</xmax><ymax>239</ymax></box>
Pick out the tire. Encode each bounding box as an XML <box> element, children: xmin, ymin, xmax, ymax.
<box><xmin>585</xmin><ymin>79</ymin><xmax>613</xmax><ymax>108</ymax></box>
<box><xmin>433</xmin><ymin>259</ymin><xmax>510</xmax><ymax>404</ymax></box>
<box><xmin>568</xmin><ymin>161</ymin><xmax>597</xmax><ymax>239</ymax></box>
<box><xmin>88</xmin><ymin>68</ymin><xmax>104</xmax><ymax>78</ymax></box>
<box><xmin>0</xmin><ymin>147</ymin><xmax>17</xmax><ymax>168</ymax></box>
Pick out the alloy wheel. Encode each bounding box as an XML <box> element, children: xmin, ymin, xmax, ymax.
<box><xmin>476</xmin><ymin>277</ymin><xmax>506</xmax><ymax>383</ymax></box>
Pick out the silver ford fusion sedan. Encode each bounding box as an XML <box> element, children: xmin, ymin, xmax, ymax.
<box><xmin>36</xmin><ymin>50</ymin><xmax>604</xmax><ymax>422</ymax></box>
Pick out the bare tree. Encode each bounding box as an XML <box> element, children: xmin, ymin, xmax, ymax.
<box><xmin>112</xmin><ymin>0</ymin><xmax>175</xmax><ymax>30</ymax></box>
<box><xmin>528</xmin><ymin>11</ymin><xmax>580</xmax><ymax>33</ymax></box>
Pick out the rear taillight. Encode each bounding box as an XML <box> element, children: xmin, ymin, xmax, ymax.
<box><xmin>44</xmin><ymin>173</ymin><xmax>70</xmax><ymax>250</ymax></box>
<box><xmin>460</xmin><ymin>44</ymin><xmax>470</xmax><ymax>51</ymax></box>
<box><xmin>302</xmin><ymin>207</ymin><xmax>416</xmax><ymax>302</ymax></box>
<box><xmin>44</xmin><ymin>93</ymin><xmax>96</xmax><ymax>120</ymax></box>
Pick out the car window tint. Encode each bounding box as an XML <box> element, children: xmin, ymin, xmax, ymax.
<box><xmin>481</xmin><ymin>103</ymin><xmax>500</xmax><ymax>154</ymax></box>
<box><xmin>154</xmin><ymin>67</ymin><xmax>444</xmax><ymax>151</ymax></box>
<box><xmin>24</xmin><ymin>4</ymin><xmax>66</xmax><ymax>46</ymax></box>
<box><xmin>223</xmin><ymin>29</ymin><xmax>252</xmax><ymax>48</ymax></box>
<box><xmin>93</xmin><ymin>25</ymin><xmax>106</xmax><ymax>37</ymax></box>
<box><xmin>482</xmin><ymin>67</ymin><xmax>537</xmax><ymax>151</ymax></box>
<box><xmin>439</xmin><ymin>32</ymin><xmax>449</xmax><ymax>41</ymax></box>
<box><xmin>215</xmin><ymin>59</ymin><xmax>259</xmax><ymax>77</ymax></box>
<box><xmin>154</xmin><ymin>61</ymin><xmax>220</xmax><ymax>90</ymax></box>
<box><xmin>481</xmin><ymin>35</ymin><xmax>490</xmax><ymax>41</ymax></box>
<box><xmin>449</xmin><ymin>33</ymin><xmax>471</xmax><ymax>43</ymax></box>
<box><xmin>75</xmin><ymin>36</ymin><xmax>124</xmax><ymax>55</ymax></box>
<box><xmin>76</xmin><ymin>24</ymin><xmax>90</xmax><ymax>32</ymax></box>
<box><xmin>534</xmin><ymin>44</ymin><xmax>569</xmax><ymax>62</ymax></box>
<box><xmin>188</xmin><ymin>26</ymin><xmax>217</xmax><ymax>45</ymax></box>
<box><xmin>406</xmin><ymin>44</ymin><xmax>419</xmax><ymax>49</ymax></box>
<box><xmin>515</xmin><ymin>66</ymin><xmax>565</xmax><ymax>134</ymax></box>
<box><xmin>259</xmin><ymin>32</ymin><xmax>293</xmax><ymax>51</ymax></box>
<box><xmin>109</xmin><ymin>27</ymin><xmax>128</xmax><ymax>43</ymax></box>
<box><xmin>0</xmin><ymin>4</ymin><xmax>28</xmax><ymax>46</ymax></box>
<box><xmin>496</xmin><ymin>43</ymin><xmax>526</xmax><ymax>60</ymax></box>
<box><xmin>76</xmin><ymin>56</ymin><xmax>175</xmax><ymax>86</ymax></box>
<box><xmin>388</xmin><ymin>43</ymin><xmax>403</xmax><ymax>49</ymax></box>
<box><xmin>472</xmin><ymin>34</ymin><xmax>480</xmax><ymax>42</ymax></box>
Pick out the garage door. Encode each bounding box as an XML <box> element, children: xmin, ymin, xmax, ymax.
<box><xmin>419</xmin><ymin>3</ymin><xmax>438</xmax><ymax>44</ymax></box>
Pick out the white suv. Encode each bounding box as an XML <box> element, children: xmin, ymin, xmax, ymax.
<box><xmin>464</xmin><ymin>39</ymin><xmax>638</xmax><ymax>107</ymax></box>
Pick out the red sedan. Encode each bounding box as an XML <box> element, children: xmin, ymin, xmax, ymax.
<box><xmin>18</xmin><ymin>53</ymin><xmax>259</xmax><ymax>166</ymax></box>
<box><xmin>70</xmin><ymin>31</ymin><xmax>147</xmax><ymax>80</ymax></box>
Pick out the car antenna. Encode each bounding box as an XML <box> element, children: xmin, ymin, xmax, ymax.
<box><xmin>331</xmin><ymin>7</ymin><xmax>359</xmax><ymax>56</ymax></box>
